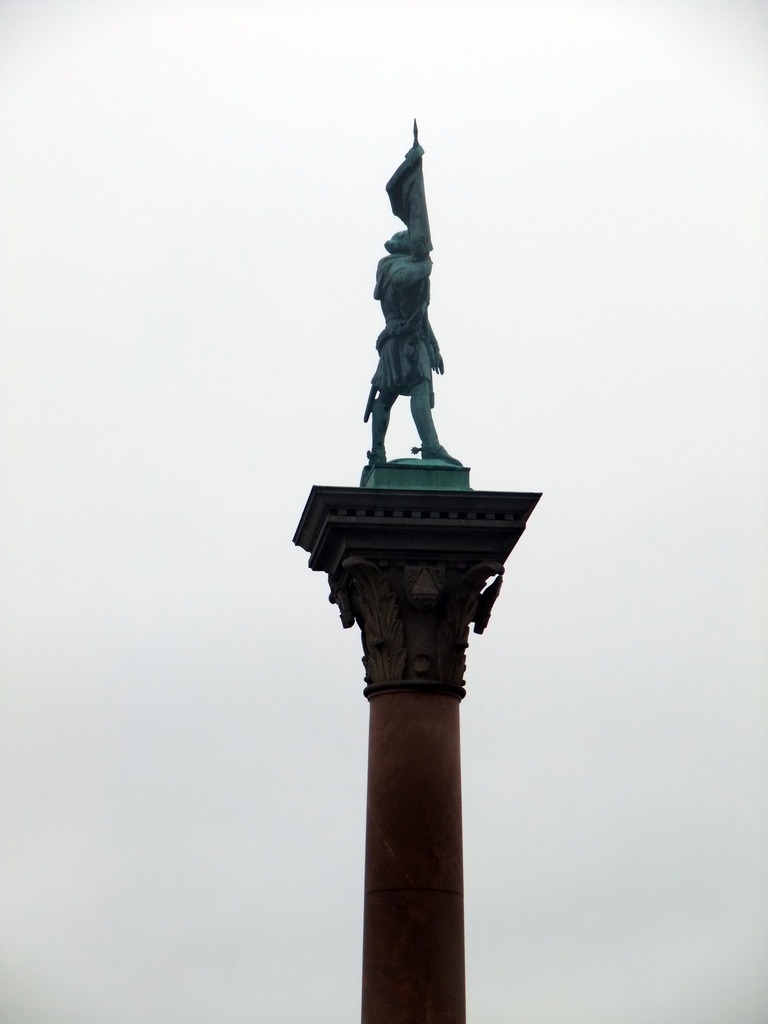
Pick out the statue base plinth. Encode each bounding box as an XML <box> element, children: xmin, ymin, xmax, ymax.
<box><xmin>360</xmin><ymin>458</ymin><xmax>471</xmax><ymax>490</ymax></box>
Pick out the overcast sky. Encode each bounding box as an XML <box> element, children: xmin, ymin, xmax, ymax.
<box><xmin>1</xmin><ymin>1</ymin><xmax>766</xmax><ymax>1022</ymax></box>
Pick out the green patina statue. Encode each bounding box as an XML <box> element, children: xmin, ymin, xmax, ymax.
<box><xmin>363</xmin><ymin>123</ymin><xmax>462</xmax><ymax>472</ymax></box>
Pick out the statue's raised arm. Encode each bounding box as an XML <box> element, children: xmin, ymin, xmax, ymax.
<box><xmin>363</xmin><ymin>124</ymin><xmax>461</xmax><ymax>478</ymax></box>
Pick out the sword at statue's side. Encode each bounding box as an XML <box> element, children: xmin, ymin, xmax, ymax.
<box><xmin>363</xmin><ymin>383</ymin><xmax>377</xmax><ymax>424</ymax></box>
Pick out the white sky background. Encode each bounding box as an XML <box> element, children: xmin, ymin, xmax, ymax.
<box><xmin>1</xmin><ymin>1</ymin><xmax>766</xmax><ymax>1021</ymax></box>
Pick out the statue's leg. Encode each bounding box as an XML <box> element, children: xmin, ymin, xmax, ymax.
<box><xmin>368</xmin><ymin>390</ymin><xmax>397</xmax><ymax>466</ymax></box>
<box><xmin>410</xmin><ymin>381</ymin><xmax>462</xmax><ymax>466</ymax></box>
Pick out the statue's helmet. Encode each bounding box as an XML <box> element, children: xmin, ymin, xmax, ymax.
<box><xmin>384</xmin><ymin>229</ymin><xmax>410</xmax><ymax>254</ymax></box>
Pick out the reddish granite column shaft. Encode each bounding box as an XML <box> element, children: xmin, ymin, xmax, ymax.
<box><xmin>361</xmin><ymin>689</ymin><xmax>465</xmax><ymax>1024</ymax></box>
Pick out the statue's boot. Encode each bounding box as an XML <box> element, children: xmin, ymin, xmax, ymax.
<box><xmin>366</xmin><ymin>444</ymin><xmax>387</xmax><ymax>467</ymax></box>
<box><xmin>420</xmin><ymin>442</ymin><xmax>463</xmax><ymax>466</ymax></box>
<box><xmin>410</xmin><ymin>384</ymin><xmax>462</xmax><ymax>466</ymax></box>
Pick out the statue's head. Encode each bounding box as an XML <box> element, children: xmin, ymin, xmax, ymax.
<box><xmin>385</xmin><ymin>230</ymin><xmax>410</xmax><ymax>254</ymax></box>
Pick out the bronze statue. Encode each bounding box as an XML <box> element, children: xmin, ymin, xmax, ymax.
<box><xmin>364</xmin><ymin>123</ymin><xmax>461</xmax><ymax>470</ymax></box>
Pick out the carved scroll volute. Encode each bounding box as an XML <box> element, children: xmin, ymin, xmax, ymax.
<box><xmin>437</xmin><ymin>562</ymin><xmax>505</xmax><ymax>685</ymax></box>
<box><xmin>333</xmin><ymin>557</ymin><xmax>407</xmax><ymax>686</ymax></box>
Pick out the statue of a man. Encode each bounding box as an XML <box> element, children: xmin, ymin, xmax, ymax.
<box><xmin>364</xmin><ymin>132</ymin><xmax>461</xmax><ymax>469</ymax></box>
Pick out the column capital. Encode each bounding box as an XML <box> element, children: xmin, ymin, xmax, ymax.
<box><xmin>294</xmin><ymin>486</ymin><xmax>541</xmax><ymax>695</ymax></box>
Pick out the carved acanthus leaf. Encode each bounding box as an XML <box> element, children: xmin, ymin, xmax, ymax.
<box><xmin>473</xmin><ymin>574</ymin><xmax>503</xmax><ymax>634</ymax></box>
<box><xmin>328</xmin><ymin>576</ymin><xmax>355</xmax><ymax>629</ymax></box>
<box><xmin>437</xmin><ymin>562</ymin><xmax>505</xmax><ymax>685</ymax></box>
<box><xmin>341</xmin><ymin>557</ymin><xmax>407</xmax><ymax>685</ymax></box>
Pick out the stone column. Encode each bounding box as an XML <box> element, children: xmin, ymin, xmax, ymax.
<box><xmin>294</xmin><ymin>484</ymin><xmax>540</xmax><ymax>1024</ymax></box>
<box><xmin>362</xmin><ymin>688</ymin><xmax>465</xmax><ymax>1023</ymax></box>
